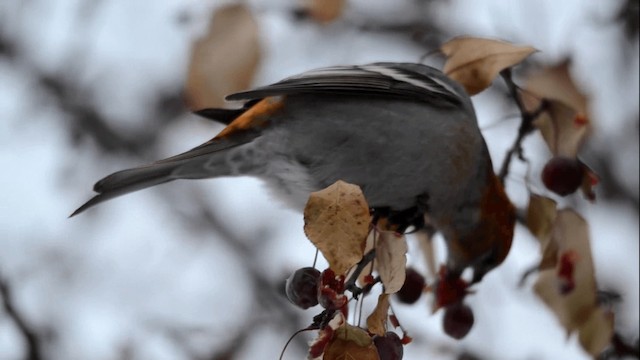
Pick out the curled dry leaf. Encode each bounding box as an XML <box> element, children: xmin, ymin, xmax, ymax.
<box><xmin>308</xmin><ymin>312</ymin><xmax>346</xmax><ymax>358</ymax></box>
<box><xmin>416</xmin><ymin>228</ymin><xmax>438</xmax><ymax>279</ymax></box>
<box><xmin>376</xmin><ymin>232</ymin><xmax>408</xmax><ymax>294</ymax></box>
<box><xmin>366</xmin><ymin>294</ymin><xmax>390</xmax><ymax>337</ymax></box>
<box><xmin>304</xmin><ymin>180</ymin><xmax>370</xmax><ymax>275</ymax></box>
<box><xmin>526</xmin><ymin>194</ymin><xmax>559</xmax><ymax>269</ymax></box>
<box><xmin>525</xmin><ymin>60</ymin><xmax>588</xmax><ymax>116</ymax></box>
<box><xmin>300</xmin><ymin>0</ymin><xmax>346</xmax><ymax>23</ymax></box>
<box><xmin>185</xmin><ymin>4</ymin><xmax>260</xmax><ymax>109</ymax></box>
<box><xmin>533</xmin><ymin>209</ymin><xmax>613</xmax><ymax>356</ymax></box>
<box><xmin>533</xmin><ymin>100</ymin><xmax>590</xmax><ymax>158</ymax></box>
<box><xmin>580</xmin><ymin>162</ymin><xmax>600</xmax><ymax>201</ymax></box>
<box><xmin>323</xmin><ymin>324</ymin><xmax>380</xmax><ymax>360</ymax></box>
<box><xmin>357</xmin><ymin>231</ymin><xmax>377</xmax><ymax>286</ymax></box>
<box><xmin>441</xmin><ymin>36</ymin><xmax>537</xmax><ymax>95</ymax></box>
<box><xmin>578</xmin><ymin>308</ymin><xmax>615</xmax><ymax>356</ymax></box>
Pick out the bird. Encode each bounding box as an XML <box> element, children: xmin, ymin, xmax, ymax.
<box><xmin>72</xmin><ymin>62</ymin><xmax>516</xmax><ymax>283</ymax></box>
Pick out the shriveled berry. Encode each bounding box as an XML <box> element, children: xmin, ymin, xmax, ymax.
<box><xmin>541</xmin><ymin>157</ymin><xmax>584</xmax><ymax>196</ymax></box>
<box><xmin>442</xmin><ymin>302</ymin><xmax>474</xmax><ymax>339</ymax></box>
<box><xmin>285</xmin><ymin>267</ymin><xmax>321</xmax><ymax>309</ymax></box>
<box><xmin>395</xmin><ymin>267</ymin><xmax>425</xmax><ymax>304</ymax></box>
<box><xmin>373</xmin><ymin>331</ymin><xmax>404</xmax><ymax>360</ymax></box>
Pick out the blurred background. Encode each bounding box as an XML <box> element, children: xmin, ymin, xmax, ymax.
<box><xmin>0</xmin><ymin>0</ymin><xmax>638</xmax><ymax>359</ymax></box>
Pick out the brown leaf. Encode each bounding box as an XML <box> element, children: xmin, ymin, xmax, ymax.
<box><xmin>376</xmin><ymin>232</ymin><xmax>408</xmax><ymax>294</ymax></box>
<box><xmin>526</xmin><ymin>60</ymin><xmax>588</xmax><ymax>116</ymax></box>
<box><xmin>324</xmin><ymin>324</ymin><xmax>380</xmax><ymax>360</ymax></box>
<box><xmin>578</xmin><ymin>308</ymin><xmax>614</xmax><ymax>356</ymax></box>
<box><xmin>304</xmin><ymin>181</ymin><xmax>370</xmax><ymax>275</ymax></box>
<box><xmin>533</xmin><ymin>210</ymin><xmax>612</xmax><ymax>355</ymax></box>
<box><xmin>580</xmin><ymin>161</ymin><xmax>600</xmax><ymax>202</ymax></box>
<box><xmin>527</xmin><ymin>194</ymin><xmax>558</xmax><ymax>269</ymax></box>
<box><xmin>357</xmin><ymin>231</ymin><xmax>377</xmax><ymax>286</ymax></box>
<box><xmin>300</xmin><ymin>0</ymin><xmax>345</xmax><ymax>23</ymax></box>
<box><xmin>416</xmin><ymin>228</ymin><xmax>437</xmax><ymax>278</ymax></box>
<box><xmin>366</xmin><ymin>294</ymin><xmax>390</xmax><ymax>337</ymax></box>
<box><xmin>533</xmin><ymin>100</ymin><xmax>590</xmax><ymax>157</ymax></box>
<box><xmin>441</xmin><ymin>36</ymin><xmax>537</xmax><ymax>95</ymax></box>
<box><xmin>185</xmin><ymin>4</ymin><xmax>261</xmax><ymax>109</ymax></box>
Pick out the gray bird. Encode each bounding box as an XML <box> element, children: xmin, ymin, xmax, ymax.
<box><xmin>72</xmin><ymin>63</ymin><xmax>515</xmax><ymax>283</ymax></box>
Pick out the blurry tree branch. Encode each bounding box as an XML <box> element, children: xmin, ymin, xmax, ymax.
<box><xmin>0</xmin><ymin>272</ymin><xmax>42</xmax><ymax>360</ymax></box>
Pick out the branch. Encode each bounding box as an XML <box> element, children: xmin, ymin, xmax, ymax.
<box><xmin>0</xmin><ymin>272</ymin><xmax>42</xmax><ymax>360</ymax></box>
<box><xmin>497</xmin><ymin>69</ymin><xmax>548</xmax><ymax>184</ymax></box>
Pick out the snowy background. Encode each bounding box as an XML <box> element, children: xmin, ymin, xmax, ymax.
<box><xmin>0</xmin><ymin>0</ymin><xmax>638</xmax><ymax>359</ymax></box>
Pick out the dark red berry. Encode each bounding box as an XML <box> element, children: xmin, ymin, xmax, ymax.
<box><xmin>373</xmin><ymin>331</ymin><xmax>404</xmax><ymax>360</ymax></box>
<box><xmin>541</xmin><ymin>157</ymin><xmax>584</xmax><ymax>196</ymax></box>
<box><xmin>395</xmin><ymin>267</ymin><xmax>425</xmax><ymax>304</ymax></box>
<box><xmin>285</xmin><ymin>267</ymin><xmax>321</xmax><ymax>309</ymax></box>
<box><xmin>442</xmin><ymin>302</ymin><xmax>474</xmax><ymax>339</ymax></box>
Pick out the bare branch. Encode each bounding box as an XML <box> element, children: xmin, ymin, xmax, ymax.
<box><xmin>0</xmin><ymin>272</ymin><xmax>42</xmax><ymax>360</ymax></box>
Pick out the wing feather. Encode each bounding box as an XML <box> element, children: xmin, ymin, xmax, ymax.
<box><xmin>226</xmin><ymin>63</ymin><xmax>467</xmax><ymax>108</ymax></box>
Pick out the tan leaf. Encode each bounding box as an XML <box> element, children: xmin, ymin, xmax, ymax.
<box><xmin>324</xmin><ymin>324</ymin><xmax>380</xmax><ymax>360</ymax></box>
<box><xmin>366</xmin><ymin>294</ymin><xmax>390</xmax><ymax>336</ymax></box>
<box><xmin>525</xmin><ymin>60</ymin><xmax>588</xmax><ymax>115</ymax></box>
<box><xmin>527</xmin><ymin>194</ymin><xmax>558</xmax><ymax>240</ymax></box>
<box><xmin>534</xmin><ymin>210</ymin><xmax>611</xmax><ymax>355</ymax></box>
<box><xmin>416</xmin><ymin>228</ymin><xmax>437</xmax><ymax>279</ymax></box>
<box><xmin>357</xmin><ymin>231</ymin><xmax>377</xmax><ymax>286</ymax></box>
<box><xmin>301</xmin><ymin>0</ymin><xmax>345</xmax><ymax>23</ymax></box>
<box><xmin>376</xmin><ymin>232</ymin><xmax>408</xmax><ymax>294</ymax></box>
<box><xmin>304</xmin><ymin>181</ymin><xmax>370</xmax><ymax>275</ymax></box>
<box><xmin>527</xmin><ymin>194</ymin><xmax>558</xmax><ymax>269</ymax></box>
<box><xmin>533</xmin><ymin>100</ymin><xmax>590</xmax><ymax>157</ymax></box>
<box><xmin>185</xmin><ymin>4</ymin><xmax>261</xmax><ymax>109</ymax></box>
<box><xmin>580</xmin><ymin>161</ymin><xmax>600</xmax><ymax>202</ymax></box>
<box><xmin>441</xmin><ymin>36</ymin><xmax>537</xmax><ymax>95</ymax></box>
<box><xmin>578</xmin><ymin>308</ymin><xmax>614</xmax><ymax>356</ymax></box>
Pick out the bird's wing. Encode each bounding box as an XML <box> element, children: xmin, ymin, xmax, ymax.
<box><xmin>224</xmin><ymin>62</ymin><xmax>467</xmax><ymax>108</ymax></box>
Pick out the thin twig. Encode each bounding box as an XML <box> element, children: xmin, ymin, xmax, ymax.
<box><xmin>344</xmin><ymin>249</ymin><xmax>377</xmax><ymax>297</ymax></box>
<box><xmin>0</xmin><ymin>272</ymin><xmax>42</xmax><ymax>360</ymax></box>
<box><xmin>497</xmin><ymin>69</ymin><xmax>549</xmax><ymax>184</ymax></box>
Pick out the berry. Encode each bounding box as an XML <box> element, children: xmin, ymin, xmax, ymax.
<box><xmin>285</xmin><ymin>267</ymin><xmax>321</xmax><ymax>309</ymax></box>
<box><xmin>442</xmin><ymin>302</ymin><xmax>474</xmax><ymax>339</ymax></box>
<box><xmin>373</xmin><ymin>331</ymin><xmax>404</xmax><ymax>360</ymax></box>
<box><xmin>395</xmin><ymin>267</ymin><xmax>425</xmax><ymax>304</ymax></box>
<box><xmin>317</xmin><ymin>268</ymin><xmax>347</xmax><ymax>310</ymax></box>
<box><xmin>541</xmin><ymin>157</ymin><xmax>584</xmax><ymax>196</ymax></box>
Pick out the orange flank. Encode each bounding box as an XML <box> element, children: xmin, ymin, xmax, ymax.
<box><xmin>215</xmin><ymin>96</ymin><xmax>285</xmax><ymax>139</ymax></box>
<box><xmin>445</xmin><ymin>169</ymin><xmax>516</xmax><ymax>278</ymax></box>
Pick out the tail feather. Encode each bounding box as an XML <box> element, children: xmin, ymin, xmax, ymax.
<box><xmin>70</xmin><ymin>162</ymin><xmax>181</xmax><ymax>217</ymax></box>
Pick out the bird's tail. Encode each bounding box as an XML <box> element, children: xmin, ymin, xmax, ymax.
<box><xmin>70</xmin><ymin>137</ymin><xmax>252</xmax><ymax>217</ymax></box>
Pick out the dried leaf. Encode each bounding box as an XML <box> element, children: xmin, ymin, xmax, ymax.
<box><xmin>441</xmin><ymin>36</ymin><xmax>537</xmax><ymax>95</ymax></box>
<box><xmin>323</xmin><ymin>324</ymin><xmax>380</xmax><ymax>360</ymax></box>
<box><xmin>533</xmin><ymin>210</ymin><xmax>612</xmax><ymax>355</ymax></box>
<box><xmin>309</xmin><ymin>312</ymin><xmax>346</xmax><ymax>358</ymax></box>
<box><xmin>304</xmin><ymin>181</ymin><xmax>370</xmax><ymax>275</ymax></box>
<box><xmin>357</xmin><ymin>231</ymin><xmax>377</xmax><ymax>286</ymax></box>
<box><xmin>416</xmin><ymin>228</ymin><xmax>437</xmax><ymax>279</ymax></box>
<box><xmin>527</xmin><ymin>194</ymin><xmax>558</xmax><ymax>240</ymax></box>
<box><xmin>526</xmin><ymin>60</ymin><xmax>588</xmax><ymax>115</ymax></box>
<box><xmin>185</xmin><ymin>4</ymin><xmax>260</xmax><ymax>109</ymax></box>
<box><xmin>376</xmin><ymin>232</ymin><xmax>408</xmax><ymax>294</ymax></box>
<box><xmin>301</xmin><ymin>0</ymin><xmax>345</xmax><ymax>23</ymax></box>
<box><xmin>580</xmin><ymin>162</ymin><xmax>600</xmax><ymax>202</ymax></box>
<box><xmin>366</xmin><ymin>294</ymin><xmax>390</xmax><ymax>336</ymax></box>
<box><xmin>578</xmin><ymin>308</ymin><xmax>614</xmax><ymax>356</ymax></box>
<box><xmin>527</xmin><ymin>194</ymin><xmax>559</xmax><ymax>269</ymax></box>
<box><xmin>533</xmin><ymin>100</ymin><xmax>590</xmax><ymax>157</ymax></box>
